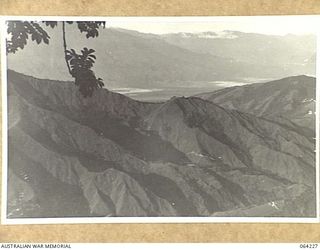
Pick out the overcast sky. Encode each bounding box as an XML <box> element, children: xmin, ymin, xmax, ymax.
<box><xmin>102</xmin><ymin>16</ymin><xmax>319</xmax><ymax>35</ymax></box>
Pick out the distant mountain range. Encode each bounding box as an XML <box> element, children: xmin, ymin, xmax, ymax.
<box><xmin>7</xmin><ymin>27</ymin><xmax>316</xmax><ymax>89</ymax></box>
<box><xmin>162</xmin><ymin>31</ymin><xmax>315</xmax><ymax>71</ymax></box>
<box><xmin>7</xmin><ymin>70</ymin><xmax>316</xmax><ymax>218</ymax></box>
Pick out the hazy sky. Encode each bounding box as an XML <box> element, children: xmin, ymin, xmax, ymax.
<box><xmin>102</xmin><ymin>16</ymin><xmax>319</xmax><ymax>35</ymax></box>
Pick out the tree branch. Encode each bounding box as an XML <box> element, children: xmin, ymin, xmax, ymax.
<box><xmin>62</xmin><ymin>21</ymin><xmax>72</xmax><ymax>75</ymax></box>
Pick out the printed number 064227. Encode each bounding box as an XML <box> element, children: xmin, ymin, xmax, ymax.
<box><xmin>300</xmin><ymin>244</ymin><xmax>318</xmax><ymax>249</ymax></box>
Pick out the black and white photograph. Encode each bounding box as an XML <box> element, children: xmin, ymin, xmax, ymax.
<box><xmin>1</xmin><ymin>16</ymin><xmax>319</xmax><ymax>223</ymax></box>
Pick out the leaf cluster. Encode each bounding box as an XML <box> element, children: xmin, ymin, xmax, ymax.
<box><xmin>75</xmin><ymin>21</ymin><xmax>105</xmax><ymax>38</ymax></box>
<box><xmin>43</xmin><ymin>21</ymin><xmax>106</xmax><ymax>38</ymax></box>
<box><xmin>7</xmin><ymin>21</ymin><xmax>106</xmax><ymax>98</ymax></box>
<box><xmin>6</xmin><ymin>21</ymin><xmax>50</xmax><ymax>53</ymax></box>
<box><xmin>66</xmin><ymin>47</ymin><xmax>104</xmax><ymax>97</ymax></box>
<box><xmin>7</xmin><ymin>21</ymin><xmax>106</xmax><ymax>54</ymax></box>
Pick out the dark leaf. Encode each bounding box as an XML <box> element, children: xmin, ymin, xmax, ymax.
<box><xmin>43</xmin><ymin>21</ymin><xmax>58</xmax><ymax>28</ymax></box>
<box><xmin>43</xmin><ymin>36</ymin><xmax>49</xmax><ymax>44</ymax></box>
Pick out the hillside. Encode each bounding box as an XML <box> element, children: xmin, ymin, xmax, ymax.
<box><xmin>7</xmin><ymin>70</ymin><xmax>316</xmax><ymax>218</ymax></box>
<box><xmin>196</xmin><ymin>75</ymin><xmax>316</xmax><ymax>130</ymax></box>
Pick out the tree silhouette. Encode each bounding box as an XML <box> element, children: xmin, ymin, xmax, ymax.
<box><xmin>6</xmin><ymin>21</ymin><xmax>105</xmax><ymax>97</ymax></box>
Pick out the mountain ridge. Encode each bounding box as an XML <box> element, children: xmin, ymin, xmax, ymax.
<box><xmin>195</xmin><ymin>74</ymin><xmax>316</xmax><ymax>130</ymax></box>
<box><xmin>7</xmin><ymin>70</ymin><xmax>316</xmax><ymax>218</ymax></box>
